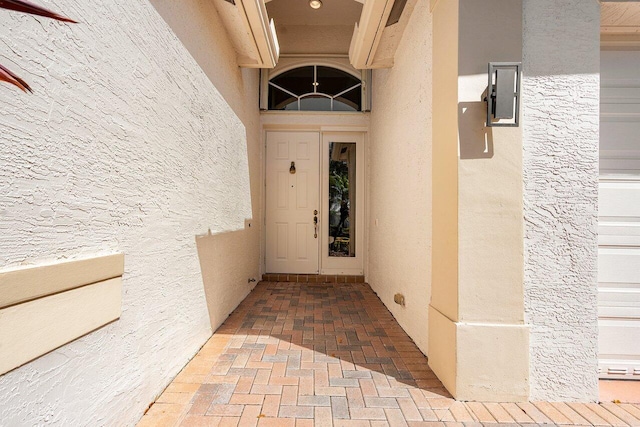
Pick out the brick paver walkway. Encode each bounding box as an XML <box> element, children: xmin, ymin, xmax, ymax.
<box><xmin>138</xmin><ymin>282</ymin><xmax>640</xmax><ymax>427</ymax></box>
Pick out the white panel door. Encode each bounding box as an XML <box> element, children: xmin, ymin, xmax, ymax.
<box><xmin>266</xmin><ymin>132</ymin><xmax>320</xmax><ymax>274</ymax></box>
<box><xmin>598</xmin><ymin>49</ymin><xmax>640</xmax><ymax>379</ymax></box>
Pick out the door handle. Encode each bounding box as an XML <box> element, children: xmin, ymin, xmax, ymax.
<box><xmin>313</xmin><ymin>212</ymin><xmax>318</xmax><ymax>238</ymax></box>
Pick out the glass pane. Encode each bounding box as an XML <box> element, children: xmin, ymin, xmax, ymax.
<box><xmin>332</xmin><ymin>98</ymin><xmax>358</xmax><ymax>112</ymax></box>
<box><xmin>269</xmin><ymin>85</ymin><xmax>298</xmax><ymax>110</ymax></box>
<box><xmin>328</xmin><ymin>142</ymin><xmax>356</xmax><ymax>257</ymax></box>
<box><xmin>300</xmin><ymin>95</ymin><xmax>332</xmax><ymax>111</ymax></box>
<box><xmin>317</xmin><ymin>66</ymin><xmax>359</xmax><ymax>97</ymax></box>
<box><xmin>335</xmin><ymin>86</ymin><xmax>361</xmax><ymax>111</ymax></box>
<box><xmin>270</xmin><ymin>66</ymin><xmax>314</xmax><ymax>95</ymax></box>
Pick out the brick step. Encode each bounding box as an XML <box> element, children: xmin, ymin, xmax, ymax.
<box><xmin>262</xmin><ymin>273</ymin><xmax>365</xmax><ymax>283</ymax></box>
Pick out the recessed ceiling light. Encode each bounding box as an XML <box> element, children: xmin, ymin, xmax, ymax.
<box><xmin>309</xmin><ymin>0</ymin><xmax>322</xmax><ymax>9</ymax></box>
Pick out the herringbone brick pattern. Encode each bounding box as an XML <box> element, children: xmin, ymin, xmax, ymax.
<box><xmin>138</xmin><ymin>282</ymin><xmax>640</xmax><ymax>427</ymax></box>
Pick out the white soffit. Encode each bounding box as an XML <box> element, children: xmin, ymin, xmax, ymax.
<box><xmin>349</xmin><ymin>0</ymin><xmax>418</xmax><ymax>69</ymax></box>
<box><xmin>214</xmin><ymin>0</ymin><xmax>280</xmax><ymax>68</ymax></box>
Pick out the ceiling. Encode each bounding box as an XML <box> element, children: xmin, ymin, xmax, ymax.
<box><xmin>602</xmin><ymin>1</ymin><xmax>640</xmax><ymax>28</ymax></box>
<box><xmin>266</xmin><ymin>0</ymin><xmax>363</xmax><ymax>27</ymax></box>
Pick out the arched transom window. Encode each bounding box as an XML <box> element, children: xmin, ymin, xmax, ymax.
<box><xmin>268</xmin><ymin>65</ymin><xmax>362</xmax><ymax>112</ymax></box>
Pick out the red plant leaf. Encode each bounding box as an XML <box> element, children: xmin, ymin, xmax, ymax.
<box><xmin>0</xmin><ymin>64</ymin><xmax>32</xmax><ymax>92</ymax></box>
<box><xmin>0</xmin><ymin>0</ymin><xmax>77</xmax><ymax>23</ymax></box>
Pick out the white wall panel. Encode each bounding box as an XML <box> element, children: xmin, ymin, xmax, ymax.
<box><xmin>598</xmin><ymin>49</ymin><xmax>640</xmax><ymax>380</ymax></box>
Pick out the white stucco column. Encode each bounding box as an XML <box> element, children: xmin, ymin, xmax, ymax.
<box><xmin>429</xmin><ymin>0</ymin><xmax>529</xmax><ymax>402</ymax></box>
<box><xmin>522</xmin><ymin>0</ymin><xmax>600</xmax><ymax>401</ymax></box>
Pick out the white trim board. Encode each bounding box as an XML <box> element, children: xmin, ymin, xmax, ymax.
<box><xmin>0</xmin><ymin>254</ymin><xmax>124</xmax><ymax>309</ymax></box>
<box><xmin>0</xmin><ymin>255</ymin><xmax>124</xmax><ymax>375</ymax></box>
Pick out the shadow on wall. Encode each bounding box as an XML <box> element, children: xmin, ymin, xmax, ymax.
<box><xmin>458</xmin><ymin>101</ymin><xmax>493</xmax><ymax>160</ymax></box>
<box><xmin>196</xmin><ymin>220</ymin><xmax>260</xmax><ymax>331</ymax></box>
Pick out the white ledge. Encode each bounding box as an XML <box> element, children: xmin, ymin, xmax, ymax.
<box><xmin>0</xmin><ymin>254</ymin><xmax>124</xmax><ymax>375</ymax></box>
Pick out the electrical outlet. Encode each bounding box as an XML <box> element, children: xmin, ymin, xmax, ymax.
<box><xmin>394</xmin><ymin>293</ymin><xmax>405</xmax><ymax>306</ymax></box>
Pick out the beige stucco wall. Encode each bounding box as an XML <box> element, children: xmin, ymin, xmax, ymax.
<box><xmin>457</xmin><ymin>0</ymin><xmax>524</xmax><ymax>325</ymax></box>
<box><xmin>367</xmin><ymin>0</ymin><xmax>433</xmax><ymax>355</ymax></box>
<box><xmin>0</xmin><ymin>0</ymin><xmax>261</xmax><ymax>425</ymax></box>
<box><xmin>430</xmin><ymin>0</ymin><xmax>460</xmax><ymax>329</ymax></box>
<box><xmin>429</xmin><ymin>0</ymin><xmax>529</xmax><ymax>401</ymax></box>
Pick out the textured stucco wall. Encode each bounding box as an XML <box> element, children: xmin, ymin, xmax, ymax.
<box><xmin>522</xmin><ymin>0</ymin><xmax>600</xmax><ymax>401</ymax></box>
<box><xmin>0</xmin><ymin>0</ymin><xmax>260</xmax><ymax>425</ymax></box>
<box><xmin>368</xmin><ymin>0</ymin><xmax>432</xmax><ymax>355</ymax></box>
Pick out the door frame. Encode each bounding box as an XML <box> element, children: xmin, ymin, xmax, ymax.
<box><xmin>261</xmin><ymin>119</ymin><xmax>369</xmax><ymax>277</ymax></box>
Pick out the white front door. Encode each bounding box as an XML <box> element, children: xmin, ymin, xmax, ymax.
<box><xmin>598</xmin><ymin>48</ymin><xmax>640</xmax><ymax>379</ymax></box>
<box><xmin>266</xmin><ymin>131</ymin><xmax>320</xmax><ymax>274</ymax></box>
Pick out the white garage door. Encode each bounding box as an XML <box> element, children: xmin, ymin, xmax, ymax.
<box><xmin>599</xmin><ymin>49</ymin><xmax>640</xmax><ymax>379</ymax></box>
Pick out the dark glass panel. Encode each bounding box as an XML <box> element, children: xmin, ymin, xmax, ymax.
<box><xmin>335</xmin><ymin>86</ymin><xmax>361</xmax><ymax>111</ymax></box>
<box><xmin>270</xmin><ymin>66</ymin><xmax>314</xmax><ymax>95</ymax></box>
<box><xmin>269</xmin><ymin>85</ymin><xmax>297</xmax><ymax>110</ymax></box>
<box><xmin>316</xmin><ymin>66</ymin><xmax>359</xmax><ymax>96</ymax></box>
<box><xmin>329</xmin><ymin>142</ymin><xmax>356</xmax><ymax>257</ymax></box>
